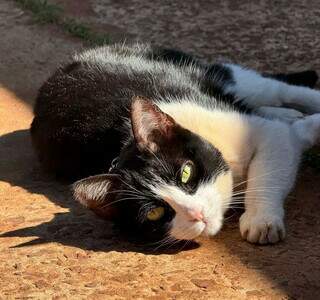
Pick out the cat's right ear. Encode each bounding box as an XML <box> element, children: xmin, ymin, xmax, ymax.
<box><xmin>72</xmin><ymin>174</ymin><xmax>121</xmax><ymax>219</ymax></box>
<box><xmin>131</xmin><ymin>96</ymin><xmax>177</xmax><ymax>152</ymax></box>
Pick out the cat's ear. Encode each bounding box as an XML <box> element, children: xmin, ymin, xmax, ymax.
<box><xmin>131</xmin><ymin>96</ymin><xmax>176</xmax><ymax>152</ymax></box>
<box><xmin>73</xmin><ymin>174</ymin><xmax>121</xmax><ymax>219</ymax></box>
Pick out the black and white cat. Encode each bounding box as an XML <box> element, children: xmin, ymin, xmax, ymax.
<box><xmin>31</xmin><ymin>43</ymin><xmax>320</xmax><ymax>245</ymax></box>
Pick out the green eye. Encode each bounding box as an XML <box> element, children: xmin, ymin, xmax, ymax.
<box><xmin>181</xmin><ymin>162</ymin><xmax>193</xmax><ymax>183</ymax></box>
<box><xmin>147</xmin><ymin>207</ymin><xmax>165</xmax><ymax>221</ymax></box>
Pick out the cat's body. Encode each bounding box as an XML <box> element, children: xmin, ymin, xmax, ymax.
<box><xmin>31</xmin><ymin>43</ymin><xmax>320</xmax><ymax>245</ymax></box>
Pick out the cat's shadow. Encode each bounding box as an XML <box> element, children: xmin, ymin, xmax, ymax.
<box><xmin>0</xmin><ymin>129</ymin><xmax>199</xmax><ymax>255</ymax></box>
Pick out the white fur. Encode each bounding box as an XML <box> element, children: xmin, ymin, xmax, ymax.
<box><xmin>225</xmin><ymin>63</ymin><xmax>320</xmax><ymax>114</ymax></box>
<box><xmin>225</xmin><ymin>64</ymin><xmax>285</xmax><ymax>107</ymax></box>
<box><xmin>158</xmin><ymin>96</ymin><xmax>320</xmax><ymax>244</ymax></box>
<box><xmin>292</xmin><ymin>114</ymin><xmax>320</xmax><ymax>149</ymax></box>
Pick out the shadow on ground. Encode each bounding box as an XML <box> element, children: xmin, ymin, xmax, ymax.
<box><xmin>0</xmin><ymin>129</ymin><xmax>200</xmax><ymax>255</ymax></box>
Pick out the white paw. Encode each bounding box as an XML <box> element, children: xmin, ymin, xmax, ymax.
<box><xmin>239</xmin><ymin>211</ymin><xmax>286</xmax><ymax>244</ymax></box>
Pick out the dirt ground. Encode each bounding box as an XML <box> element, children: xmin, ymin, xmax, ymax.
<box><xmin>1</xmin><ymin>0</ymin><xmax>320</xmax><ymax>299</ymax></box>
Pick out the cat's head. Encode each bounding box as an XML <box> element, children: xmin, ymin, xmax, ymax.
<box><xmin>73</xmin><ymin>96</ymin><xmax>233</xmax><ymax>244</ymax></box>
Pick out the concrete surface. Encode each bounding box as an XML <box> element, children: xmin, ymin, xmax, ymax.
<box><xmin>1</xmin><ymin>0</ymin><xmax>320</xmax><ymax>299</ymax></box>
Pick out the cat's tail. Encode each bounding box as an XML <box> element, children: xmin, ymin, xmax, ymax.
<box><xmin>292</xmin><ymin>114</ymin><xmax>320</xmax><ymax>150</ymax></box>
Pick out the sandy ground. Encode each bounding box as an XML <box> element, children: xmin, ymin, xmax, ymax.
<box><xmin>1</xmin><ymin>0</ymin><xmax>320</xmax><ymax>299</ymax></box>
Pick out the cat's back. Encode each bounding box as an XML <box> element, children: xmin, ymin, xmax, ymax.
<box><xmin>31</xmin><ymin>44</ymin><xmax>202</xmax><ymax>179</ymax></box>
<box><xmin>73</xmin><ymin>43</ymin><xmax>202</xmax><ymax>100</ymax></box>
<box><xmin>34</xmin><ymin>44</ymin><xmax>201</xmax><ymax>117</ymax></box>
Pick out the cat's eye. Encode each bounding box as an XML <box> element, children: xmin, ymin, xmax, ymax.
<box><xmin>146</xmin><ymin>207</ymin><xmax>165</xmax><ymax>221</ymax></box>
<box><xmin>181</xmin><ymin>161</ymin><xmax>194</xmax><ymax>184</ymax></box>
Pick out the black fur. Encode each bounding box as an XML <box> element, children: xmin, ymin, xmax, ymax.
<box><xmin>264</xmin><ymin>70</ymin><xmax>318</xmax><ymax>88</ymax></box>
<box><xmin>201</xmin><ymin>64</ymin><xmax>251</xmax><ymax>113</ymax></box>
<box><xmin>31</xmin><ymin>64</ymin><xmax>129</xmax><ymax>179</ymax></box>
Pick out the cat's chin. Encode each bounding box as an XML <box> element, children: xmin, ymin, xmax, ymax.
<box><xmin>201</xmin><ymin>219</ymin><xmax>223</xmax><ymax>238</ymax></box>
<box><xmin>169</xmin><ymin>220</ymin><xmax>206</xmax><ymax>240</ymax></box>
<box><xmin>169</xmin><ymin>217</ymin><xmax>223</xmax><ymax>241</ymax></box>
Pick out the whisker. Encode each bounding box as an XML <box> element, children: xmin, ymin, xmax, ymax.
<box><xmin>137</xmin><ymin>202</ymin><xmax>155</xmax><ymax>222</ymax></box>
<box><xmin>233</xmin><ymin>168</ymin><xmax>290</xmax><ymax>189</ymax></box>
<box><xmin>220</xmin><ymin>192</ymin><xmax>279</xmax><ymax>204</ymax></box>
<box><xmin>227</xmin><ymin>206</ymin><xmax>245</xmax><ymax>209</ymax></box>
<box><xmin>117</xmin><ymin>177</ymin><xmax>148</xmax><ymax>197</ymax></box>
<box><xmin>152</xmin><ymin>235</ymin><xmax>176</xmax><ymax>251</ymax></box>
<box><xmin>150</xmin><ymin>150</ymin><xmax>173</xmax><ymax>175</ymax></box>
<box><xmin>231</xmin><ymin>188</ymin><xmax>282</xmax><ymax>197</ymax></box>
<box><xmin>178</xmin><ymin>239</ymin><xmax>191</xmax><ymax>252</ymax></box>
<box><xmin>100</xmin><ymin>196</ymin><xmax>147</xmax><ymax>209</ymax></box>
<box><xmin>107</xmin><ymin>189</ymin><xmax>145</xmax><ymax>196</ymax></box>
<box><xmin>224</xmin><ymin>210</ymin><xmax>238</xmax><ymax>221</ymax></box>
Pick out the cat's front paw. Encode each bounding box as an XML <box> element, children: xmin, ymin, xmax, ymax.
<box><xmin>239</xmin><ymin>211</ymin><xmax>286</xmax><ymax>244</ymax></box>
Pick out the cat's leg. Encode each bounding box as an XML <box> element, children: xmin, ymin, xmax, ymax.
<box><xmin>150</xmin><ymin>48</ymin><xmax>319</xmax><ymax>116</ymax></box>
<box><xmin>239</xmin><ymin>114</ymin><xmax>320</xmax><ymax>244</ymax></box>
<box><xmin>240</xmin><ymin>114</ymin><xmax>320</xmax><ymax>243</ymax></box>
<box><xmin>150</xmin><ymin>48</ymin><xmax>320</xmax><ymax>116</ymax></box>
<box><xmin>239</xmin><ymin>120</ymin><xmax>299</xmax><ymax>244</ymax></box>
<box><xmin>224</xmin><ymin>64</ymin><xmax>320</xmax><ymax>114</ymax></box>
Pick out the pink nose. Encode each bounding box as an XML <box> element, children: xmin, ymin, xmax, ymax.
<box><xmin>187</xmin><ymin>209</ymin><xmax>204</xmax><ymax>222</ymax></box>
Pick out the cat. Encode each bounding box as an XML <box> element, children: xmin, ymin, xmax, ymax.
<box><xmin>31</xmin><ymin>43</ymin><xmax>320</xmax><ymax>245</ymax></box>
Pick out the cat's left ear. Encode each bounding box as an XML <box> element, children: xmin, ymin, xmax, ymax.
<box><xmin>131</xmin><ymin>96</ymin><xmax>177</xmax><ymax>152</ymax></box>
<box><xmin>73</xmin><ymin>174</ymin><xmax>121</xmax><ymax>219</ymax></box>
